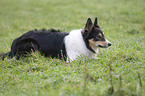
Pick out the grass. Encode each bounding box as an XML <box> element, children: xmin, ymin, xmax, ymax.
<box><xmin>0</xmin><ymin>0</ymin><xmax>145</xmax><ymax>95</ymax></box>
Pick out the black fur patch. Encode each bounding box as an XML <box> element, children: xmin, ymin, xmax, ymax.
<box><xmin>1</xmin><ymin>29</ymin><xmax>69</xmax><ymax>60</ymax></box>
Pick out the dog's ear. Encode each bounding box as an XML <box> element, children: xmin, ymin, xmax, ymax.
<box><xmin>85</xmin><ymin>18</ymin><xmax>92</xmax><ymax>31</ymax></box>
<box><xmin>83</xmin><ymin>18</ymin><xmax>93</xmax><ymax>39</ymax></box>
<box><xmin>94</xmin><ymin>17</ymin><xmax>99</xmax><ymax>27</ymax></box>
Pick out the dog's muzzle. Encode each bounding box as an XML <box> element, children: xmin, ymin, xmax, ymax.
<box><xmin>98</xmin><ymin>39</ymin><xmax>112</xmax><ymax>48</ymax></box>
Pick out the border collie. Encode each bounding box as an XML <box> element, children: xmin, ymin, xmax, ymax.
<box><xmin>0</xmin><ymin>17</ymin><xmax>111</xmax><ymax>61</ymax></box>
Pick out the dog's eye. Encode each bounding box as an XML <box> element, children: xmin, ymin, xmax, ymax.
<box><xmin>97</xmin><ymin>35</ymin><xmax>102</xmax><ymax>39</ymax></box>
<box><xmin>93</xmin><ymin>35</ymin><xmax>102</xmax><ymax>41</ymax></box>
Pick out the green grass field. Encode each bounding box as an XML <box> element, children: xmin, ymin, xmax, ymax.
<box><xmin>0</xmin><ymin>0</ymin><xmax>145</xmax><ymax>95</ymax></box>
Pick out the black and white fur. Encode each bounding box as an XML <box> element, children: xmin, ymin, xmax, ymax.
<box><xmin>0</xmin><ymin>17</ymin><xmax>111</xmax><ymax>61</ymax></box>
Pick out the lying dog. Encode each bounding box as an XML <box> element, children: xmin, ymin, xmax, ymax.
<box><xmin>0</xmin><ymin>17</ymin><xmax>111</xmax><ymax>61</ymax></box>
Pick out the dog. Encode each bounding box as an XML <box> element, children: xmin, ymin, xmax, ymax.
<box><xmin>0</xmin><ymin>17</ymin><xmax>111</xmax><ymax>61</ymax></box>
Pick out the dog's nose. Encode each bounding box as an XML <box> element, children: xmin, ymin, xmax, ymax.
<box><xmin>108</xmin><ymin>43</ymin><xmax>112</xmax><ymax>46</ymax></box>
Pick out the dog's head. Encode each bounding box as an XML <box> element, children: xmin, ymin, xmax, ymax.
<box><xmin>82</xmin><ymin>17</ymin><xmax>111</xmax><ymax>52</ymax></box>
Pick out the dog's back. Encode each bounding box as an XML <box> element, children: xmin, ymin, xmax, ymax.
<box><xmin>0</xmin><ymin>29</ymin><xmax>69</xmax><ymax>60</ymax></box>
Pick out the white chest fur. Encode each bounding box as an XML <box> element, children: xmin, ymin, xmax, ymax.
<box><xmin>64</xmin><ymin>29</ymin><xmax>98</xmax><ymax>61</ymax></box>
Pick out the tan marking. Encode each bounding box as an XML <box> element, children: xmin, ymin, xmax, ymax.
<box><xmin>99</xmin><ymin>33</ymin><xmax>102</xmax><ymax>37</ymax></box>
<box><xmin>89</xmin><ymin>39</ymin><xmax>108</xmax><ymax>48</ymax></box>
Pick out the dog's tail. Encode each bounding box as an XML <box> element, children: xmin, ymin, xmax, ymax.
<box><xmin>0</xmin><ymin>52</ymin><xmax>12</xmax><ymax>60</ymax></box>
